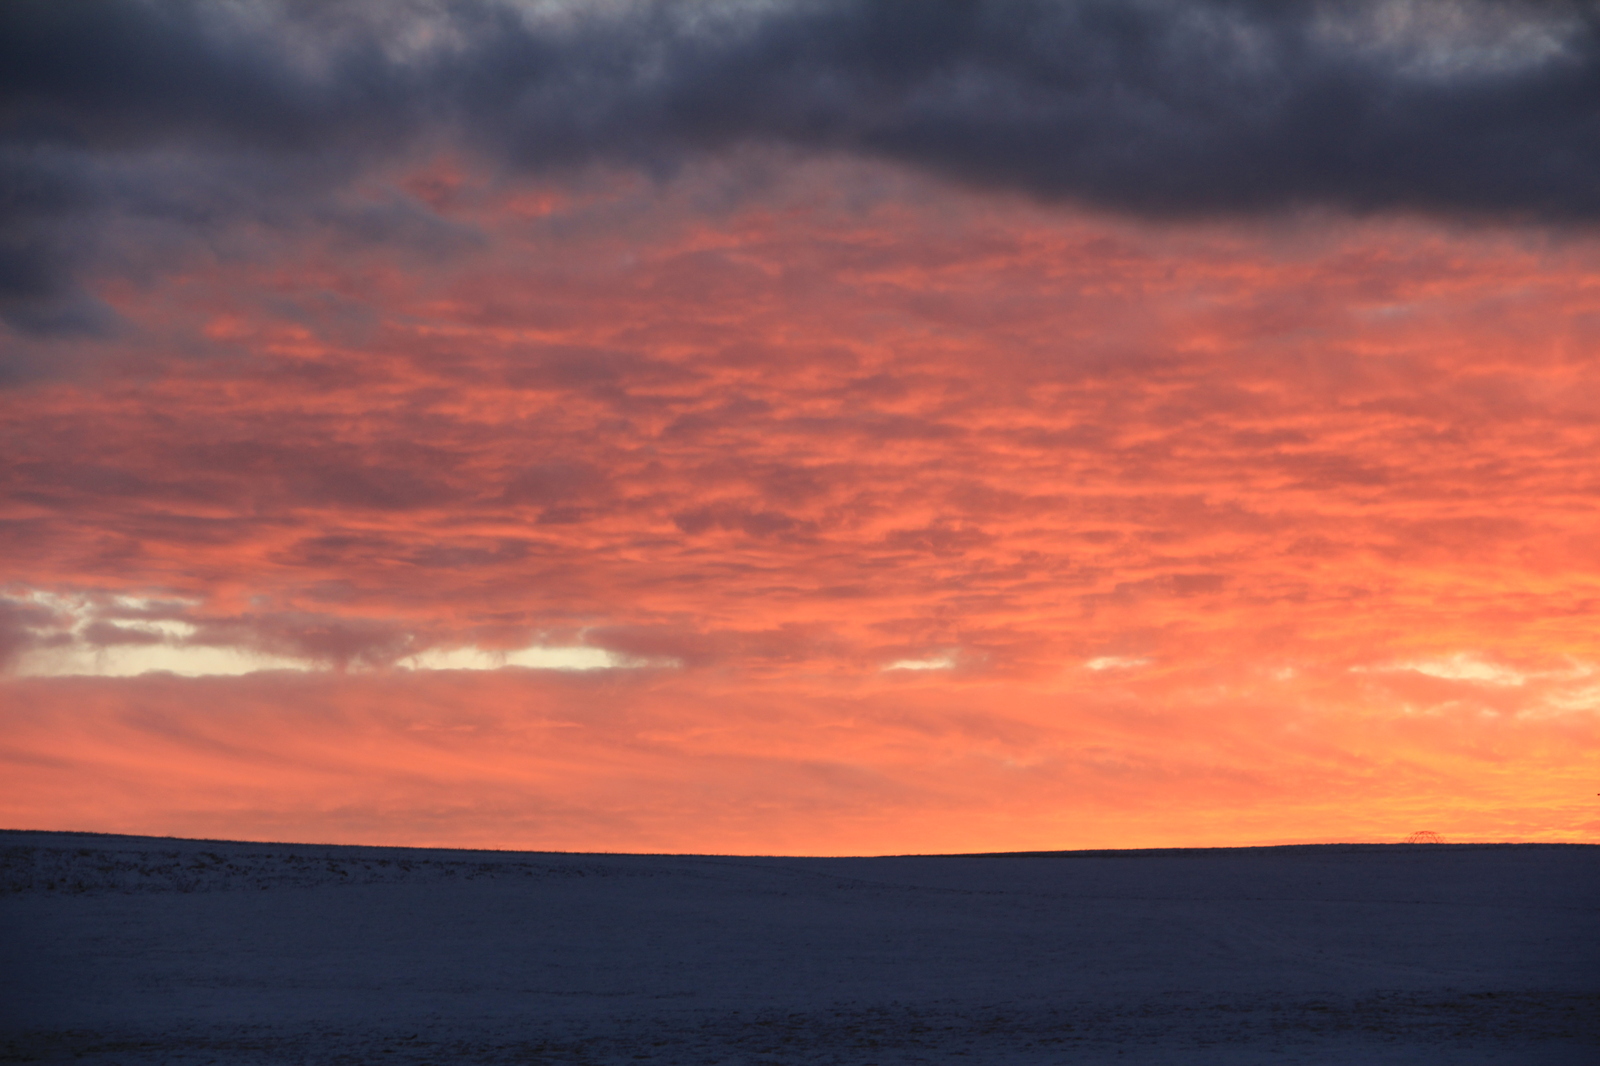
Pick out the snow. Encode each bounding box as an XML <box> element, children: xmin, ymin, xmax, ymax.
<box><xmin>2</xmin><ymin>831</ymin><xmax>1595</xmax><ymax>1063</ymax></box>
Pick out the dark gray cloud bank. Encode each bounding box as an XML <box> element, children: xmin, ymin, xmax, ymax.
<box><xmin>4</xmin><ymin>0</ymin><xmax>1599</xmax><ymax>345</ymax></box>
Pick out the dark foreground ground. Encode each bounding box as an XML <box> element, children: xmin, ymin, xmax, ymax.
<box><xmin>1</xmin><ymin>832</ymin><xmax>1595</xmax><ymax>1064</ymax></box>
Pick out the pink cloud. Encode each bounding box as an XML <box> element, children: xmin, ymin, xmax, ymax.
<box><xmin>3</xmin><ymin>159</ymin><xmax>1600</xmax><ymax>849</ymax></box>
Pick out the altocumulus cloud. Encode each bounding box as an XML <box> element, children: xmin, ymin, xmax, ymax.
<box><xmin>4</xmin><ymin>0</ymin><xmax>1600</xmax><ymax>355</ymax></box>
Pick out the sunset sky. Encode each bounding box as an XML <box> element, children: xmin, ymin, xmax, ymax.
<box><xmin>3</xmin><ymin>0</ymin><xmax>1599</xmax><ymax>854</ymax></box>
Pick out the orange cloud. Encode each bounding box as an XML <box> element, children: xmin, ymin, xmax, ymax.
<box><xmin>3</xmin><ymin>160</ymin><xmax>1598</xmax><ymax>852</ymax></box>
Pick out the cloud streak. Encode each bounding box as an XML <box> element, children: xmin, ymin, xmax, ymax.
<box><xmin>0</xmin><ymin>589</ymin><xmax>670</xmax><ymax>677</ymax></box>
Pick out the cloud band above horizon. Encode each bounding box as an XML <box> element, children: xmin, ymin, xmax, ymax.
<box><xmin>3</xmin><ymin>2</ymin><xmax>1598</xmax><ymax>853</ymax></box>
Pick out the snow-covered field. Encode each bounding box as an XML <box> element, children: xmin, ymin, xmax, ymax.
<box><xmin>1</xmin><ymin>832</ymin><xmax>1594</xmax><ymax>1064</ymax></box>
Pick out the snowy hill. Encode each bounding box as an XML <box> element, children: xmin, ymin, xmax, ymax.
<box><xmin>2</xmin><ymin>831</ymin><xmax>1595</xmax><ymax>1064</ymax></box>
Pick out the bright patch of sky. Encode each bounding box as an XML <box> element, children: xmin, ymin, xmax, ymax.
<box><xmin>884</xmin><ymin>653</ymin><xmax>958</xmax><ymax>672</ymax></box>
<box><xmin>15</xmin><ymin>642</ymin><xmax>310</xmax><ymax>678</ymax></box>
<box><xmin>1353</xmin><ymin>655</ymin><xmax>1600</xmax><ymax>711</ymax></box>
<box><xmin>1397</xmin><ymin>654</ymin><xmax>1531</xmax><ymax>686</ymax></box>
<box><xmin>1085</xmin><ymin>656</ymin><xmax>1149</xmax><ymax>671</ymax></box>
<box><xmin>403</xmin><ymin>645</ymin><xmax>661</xmax><ymax>672</ymax></box>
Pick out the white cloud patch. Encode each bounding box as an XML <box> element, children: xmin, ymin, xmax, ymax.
<box><xmin>403</xmin><ymin>645</ymin><xmax>673</xmax><ymax>672</ymax></box>
<box><xmin>1357</xmin><ymin>653</ymin><xmax>1540</xmax><ymax>687</ymax></box>
<box><xmin>2</xmin><ymin>588</ymin><xmax>674</xmax><ymax>678</ymax></box>
<box><xmin>1085</xmin><ymin>656</ymin><xmax>1149</xmax><ymax>672</ymax></box>
<box><xmin>1400</xmin><ymin>654</ymin><xmax>1529</xmax><ymax>686</ymax></box>
<box><xmin>884</xmin><ymin>653</ymin><xmax>957</xmax><ymax>672</ymax></box>
<box><xmin>1540</xmin><ymin>683</ymin><xmax>1600</xmax><ymax>713</ymax></box>
<box><xmin>104</xmin><ymin>619</ymin><xmax>199</xmax><ymax>640</ymax></box>
<box><xmin>1352</xmin><ymin>653</ymin><xmax>1600</xmax><ymax>717</ymax></box>
<box><xmin>17</xmin><ymin>642</ymin><xmax>309</xmax><ymax>678</ymax></box>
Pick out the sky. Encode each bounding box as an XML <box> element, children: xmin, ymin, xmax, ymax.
<box><xmin>3</xmin><ymin>0</ymin><xmax>1599</xmax><ymax>854</ymax></box>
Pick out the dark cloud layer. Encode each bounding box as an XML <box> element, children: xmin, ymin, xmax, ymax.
<box><xmin>3</xmin><ymin>0</ymin><xmax>1599</xmax><ymax>342</ymax></box>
